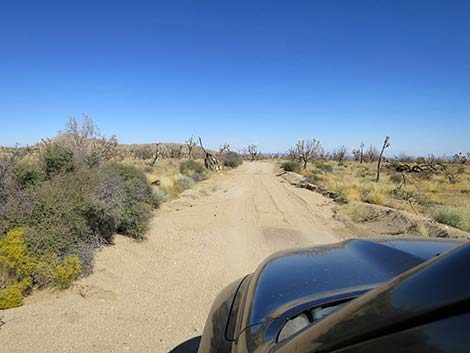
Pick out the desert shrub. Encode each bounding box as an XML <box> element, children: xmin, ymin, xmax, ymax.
<box><xmin>362</xmin><ymin>189</ymin><xmax>385</xmax><ymax>205</ymax></box>
<box><xmin>13</xmin><ymin>160</ymin><xmax>45</xmax><ymax>187</ymax></box>
<box><xmin>25</xmin><ymin>171</ymin><xmax>96</xmax><ymax>255</ymax></box>
<box><xmin>390</xmin><ymin>174</ymin><xmax>403</xmax><ymax>184</ymax></box>
<box><xmin>99</xmin><ymin>162</ymin><xmax>158</xmax><ymax>238</ymax></box>
<box><xmin>0</xmin><ymin>285</ymin><xmax>24</xmax><ymax>309</ymax></box>
<box><xmin>175</xmin><ymin>175</ymin><xmax>194</xmax><ymax>190</ymax></box>
<box><xmin>0</xmin><ymin>157</ymin><xmax>33</xmax><ymax>235</ymax></box>
<box><xmin>54</xmin><ymin>255</ymin><xmax>81</xmax><ymax>289</ymax></box>
<box><xmin>118</xmin><ymin>202</ymin><xmax>152</xmax><ymax>240</ymax></box>
<box><xmin>336</xmin><ymin>203</ymin><xmax>368</xmax><ymax>223</ymax></box>
<box><xmin>0</xmin><ymin>228</ymin><xmax>33</xmax><ymax>287</ymax></box>
<box><xmin>33</xmin><ymin>252</ymin><xmax>61</xmax><ymax>287</ymax></box>
<box><xmin>152</xmin><ymin>189</ymin><xmax>168</xmax><ymax>205</ymax></box>
<box><xmin>190</xmin><ymin>172</ymin><xmax>208</xmax><ymax>183</ymax></box>
<box><xmin>281</xmin><ymin>161</ymin><xmax>301</xmax><ymax>173</ymax></box>
<box><xmin>222</xmin><ymin>152</ymin><xmax>243</xmax><ymax>168</ymax></box>
<box><xmin>179</xmin><ymin>160</ymin><xmax>205</xmax><ymax>175</ymax></box>
<box><xmin>432</xmin><ymin>207</ymin><xmax>468</xmax><ymax>230</ymax></box>
<box><xmin>0</xmin><ymin>228</ymin><xmax>34</xmax><ymax>309</ymax></box>
<box><xmin>42</xmin><ymin>144</ymin><xmax>74</xmax><ymax>176</ymax></box>
<box><xmin>101</xmin><ymin>162</ymin><xmax>146</xmax><ymax>182</ymax></box>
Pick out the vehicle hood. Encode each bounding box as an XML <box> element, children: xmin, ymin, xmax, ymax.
<box><xmin>234</xmin><ymin>238</ymin><xmax>462</xmax><ymax>338</ymax></box>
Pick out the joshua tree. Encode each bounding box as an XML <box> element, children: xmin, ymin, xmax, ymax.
<box><xmin>376</xmin><ymin>136</ymin><xmax>391</xmax><ymax>182</ymax></box>
<box><xmin>151</xmin><ymin>143</ymin><xmax>161</xmax><ymax>165</ymax></box>
<box><xmin>186</xmin><ymin>137</ymin><xmax>197</xmax><ymax>160</ymax></box>
<box><xmin>360</xmin><ymin>142</ymin><xmax>364</xmax><ymax>163</ymax></box>
<box><xmin>245</xmin><ymin>145</ymin><xmax>260</xmax><ymax>161</ymax></box>
<box><xmin>198</xmin><ymin>137</ymin><xmax>220</xmax><ymax>170</ymax></box>
<box><xmin>332</xmin><ymin>145</ymin><xmax>347</xmax><ymax>164</ymax></box>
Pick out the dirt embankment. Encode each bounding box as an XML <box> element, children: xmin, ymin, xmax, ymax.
<box><xmin>0</xmin><ymin>162</ymin><xmax>344</xmax><ymax>353</ymax></box>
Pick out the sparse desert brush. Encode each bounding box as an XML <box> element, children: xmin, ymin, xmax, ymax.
<box><xmin>180</xmin><ymin>160</ymin><xmax>205</xmax><ymax>175</ymax></box>
<box><xmin>432</xmin><ymin>206</ymin><xmax>469</xmax><ymax>231</ymax></box>
<box><xmin>281</xmin><ymin>161</ymin><xmax>301</xmax><ymax>173</ymax></box>
<box><xmin>336</xmin><ymin>203</ymin><xmax>368</xmax><ymax>223</ymax></box>
<box><xmin>174</xmin><ymin>175</ymin><xmax>194</xmax><ymax>192</ymax></box>
<box><xmin>314</xmin><ymin>160</ymin><xmax>470</xmax><ymax>232</ymax></box>
<box><xmin>314</xmin><ymin>161</ymin><xmax>334</xmax><ymax>173</ymax></box>
<box><xmin>158</xmin><ymin>174</ymin><xmax>195</xmax><ymax>198</ymax></box>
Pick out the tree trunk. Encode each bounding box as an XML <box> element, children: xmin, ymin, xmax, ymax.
<box><xmin>376</xmin><ymin>149</ymin><xmax>385</xmax><ymax>182</ymax></box>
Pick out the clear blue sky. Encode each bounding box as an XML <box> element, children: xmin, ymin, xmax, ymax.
<box><xmin>1</xmin><ymin>0</ymin><xmax>469</xmax><ymax>156</ymax></box>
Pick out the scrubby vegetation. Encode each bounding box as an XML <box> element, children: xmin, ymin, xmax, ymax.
<box><xmin>221</xmin><ymin>151</ymin><xmax>243</xmax><ymax>168</ymax></box>
<box><xmin>0</xmin><ymin>120</ymin><xmax>247</xmax><ymax>308</ymax></box>
<box><xmin>281</xmin><ymin>138</ymin><xmax>470</xmax><ymax>234</ymax></box>
<box><xmin>0</xmin><ymin>118</ymin><xmax>160</xmax><ymax>308</ymax></box>
<box><xmin>281</xmin><ymin>161</ymin><xmax>301</xmax><ymax>173</ymax></box>
<box><xmin>432</xmin><ymin>207</ymin><xmax>468</xmax><ymax>230</ymax></box>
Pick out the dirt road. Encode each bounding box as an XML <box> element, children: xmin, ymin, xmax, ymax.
<box><xmin>0</xmin><ymin>162</ymin><xmax>343</xmax><ymax>353</ymax></box>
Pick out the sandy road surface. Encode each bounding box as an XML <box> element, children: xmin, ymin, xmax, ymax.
<box><xmin>0</xmin><ymin>162</ymin><xmax>344</xmax><ymax>353</ymax></box>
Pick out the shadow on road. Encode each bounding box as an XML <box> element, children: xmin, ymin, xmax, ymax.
<box><xmin>168</xmin><ymin>336</ymin><xmax>201</xmax><ymax>353</ymax></box>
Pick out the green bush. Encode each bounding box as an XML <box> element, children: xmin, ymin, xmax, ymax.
<box><xmin>100</xmin><ymin>162</ymin><xmax>146</xmax><ymax>182</ymax></box>
<box><xmin>13</xmin><ymin>161</ymin><xmax>45</xmax><ymax>187</ymax></box>
<box><xmin>118</xmin><ymin>202</ymin><xmax>152</xmax><ymax>240</ymax></box>
<box><xmin>0</xmin><ymin>144</ymin><xmax>158</xmax><ymax>299</ymax></box>
<box><xmin>222</xmin><ymin>152</ymin><xmax>243</xmax><ymax>168</ymax></box>
<box><xmin>179</xmin><ymin>160</ymin><xmax>205</xmax><ymax>175</ymax></box>
<box><xmin>432</xmin><ymin>207</ymin><xmax>468</xmax><ymax>230</ymax></box>
<box><xmin>42</xmin><ymin>144</ymin><xmax>74</xmax><ymax>176</ymax></box>
<box><xmin>190</xmin><ymin>172</ymin><xmax>208</xmax><ymax>183</ymax></box>
<box><xmin>25</xmin><ymin>172</ymin><xmax>96</xmax><ymax>256</ymax></box>
<box><xmin>281</xmin><ymin>161</ymin><xmax>301</xmax><ymax>173</ymax></box>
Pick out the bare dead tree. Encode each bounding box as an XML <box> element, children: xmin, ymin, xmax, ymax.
<box><xmin>364</xmin><ymin>145</ymin><xmax>380</xmax><ymax>163</ymax></box>
<box><xmin>186</xmin><ymin>137</ymin><xmax>197</xmax><ymax>160</ymax></box>
<box><xmin>245</xmin><ymin>145</ymin><xmax>259</xmax><ymax>161</ymax></box>
<box><xmin>376</xmin><ymin>136</ymin><xmax>391</xmax><ymax>182</ymax></box>
<box><xmin>64</xmin><ymin>115</ymin><xmax>118</xmax><ymax>162</ymax></box>
<box><xmin>219</xmin><ymin>143</ymin><xmax>231</xmax><ymax>154</ymax></box>
<box><xmin>290</xmin><ymin>139</ymin><xmax>322</xmax><ymax>169</ymax></box>
<box><xmin>331</xmin><ymin>145</ymin><xmax>347</xmax><ymax>164</ymax></box>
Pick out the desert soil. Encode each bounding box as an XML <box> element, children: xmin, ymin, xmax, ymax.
<box><xmin>0</xmin><ymin>161</ymin><xmax>344</xmax><ymax>353</ymax></box>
